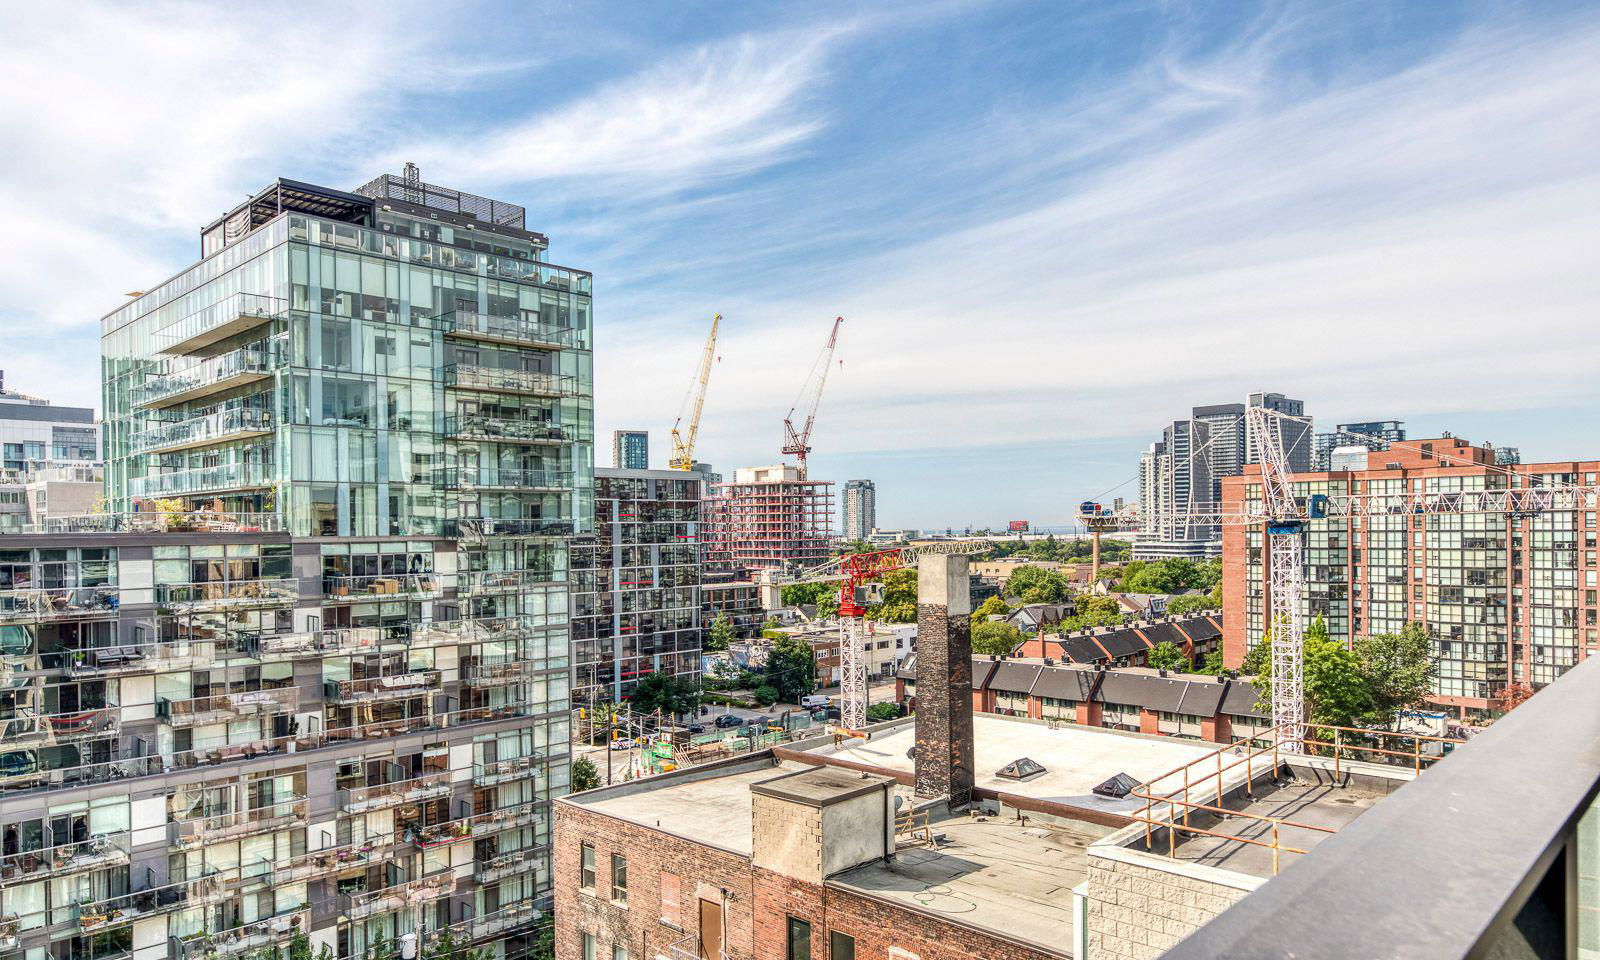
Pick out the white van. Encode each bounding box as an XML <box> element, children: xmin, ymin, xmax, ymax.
<box><xmin>800</xmin><ymin>695</ymin><xmax>831</xmax><ymax>710</ymax></box>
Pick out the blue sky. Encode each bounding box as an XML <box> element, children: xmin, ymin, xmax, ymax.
<box><xmin>2</xmin><ymin>1</ymin><xmax>1598</xmax><ymax>529</ymax></box>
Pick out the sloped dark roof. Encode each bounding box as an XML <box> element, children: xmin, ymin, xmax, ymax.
<box><xmin>1095</xmin><ymin>628</ymin><xmax>1155</xmax><ymax>659</ymax></box>
<box><xmin>996</xmin><ymin>757</ymin><xmax>1047</xmax><ymax>781</ymax></box>
<box><xmin>1221</xmin><ymin>678</ymin><xmax>1270</xmax><ymax>718</ymax></box>
<box><xmin>1176</xmin><ymin>677</ymin><xmax>1227</xmax><ymax>716</ymax></box>
<box><xmin>1093</xmin><ymin>772</ymin><xmax>1141</xmax><ymax>798</ymax></box>
<box><xmin>987</xmin><ymin>661</ymin><xmax>1043</xmax><ymax>694</ymax></box>
<box><xmin>1031</xmin><ymin>666</ymin><xmax>1099</xmax><ymax>702</ymax></box>
<box><xmin>1180</xmin><ymin>616</ymin><xmax>1224</xmax><ymax>642</ymax></box>
<box><xmin>1097</xmin><ymin>672</ymin><xmax>1183</xmax><ymax>711</ymax></box>
<box><xmin>1138</xmin><ymin>621</ymin><xmax>1188</xmax><ymax>648</ymax></box>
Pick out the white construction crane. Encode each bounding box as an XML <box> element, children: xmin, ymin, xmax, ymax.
<box><xmin>1093</xmin><ymin>412</ymin><xmax>1600</xmax><ymax>750</ymax></box>
<box><xmin>669</xmin><ymin>314</ymin><xmax>720</xmax><ymax>471</ymax></box>
<box><xmin>782</xmin><ymin>317</ymin><xmax>843</xmax><ymax>479</ymax></box>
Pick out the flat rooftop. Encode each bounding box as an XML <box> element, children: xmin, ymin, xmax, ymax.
<box><xmin>1164</xmin><ymin>779</ymin><xmax>1387</xmax><ymax>879</ymax></box>
<box><xmin>817</xmin><ymin>715</ymin><xmax>1241</xmax><ymax>813</ymax></box>
<box><xmin>570</xmin><ymin>758</ymin><xmax>803</xmax><ymax>856</ymax></box>
<box><xmin>833</xmin><ymin>815</ymin><xmax>1113</xmax><ymax>957</ymax></box>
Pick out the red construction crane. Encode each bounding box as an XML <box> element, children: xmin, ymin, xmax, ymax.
<box><xmin>783</xmin><ymin>317</ymin><xmax>843</xmax><ymax>479</ymax></box>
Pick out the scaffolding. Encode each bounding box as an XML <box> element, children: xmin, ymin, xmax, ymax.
<box><xmin>703</xmin><ymin>472</ymin><xmax>835</xmax><ymax>576</ymax></box>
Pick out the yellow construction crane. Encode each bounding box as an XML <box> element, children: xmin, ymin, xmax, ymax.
<box><xmin>669</xmin><ymin>314</ymin><xmax>720</xmax><ymax>471</ymax></box>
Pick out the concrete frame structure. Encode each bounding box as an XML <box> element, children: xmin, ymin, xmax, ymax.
<box><xmin>702</xmin><ymin>465</ymin><xmax>834</xmax><ymax>576</ymax></box>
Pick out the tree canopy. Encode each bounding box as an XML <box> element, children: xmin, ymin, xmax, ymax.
<box><xmin>626</xmin><ymin>672</ymin><xmax>700</xmax><ymax>717</ymax></box>
<box><xmin>1354</xmin><ymin>622</ymin><xmax>1438</xmax><ymax>723</ymax></box>
<box><xmin>781</xmin><ymin>581</ymin><xmax>838</xmax><ymax>618</ymax></box>
<box><xmin>868</xmin><ymin>568</ymin><xmax>918</xmax><ymax>623</ymax></box>
<box><xmin>1118</xmin><ymin>558</ymin><xmax>1221</xmax><ymax>594</ymax></box>
<box><xmin>1147</xmin><ymin>641</ymin><xmax>1190</xmax><ymax>673</ymax></box>
<box><xmin>1165</xmin><ymin>586</ymin><xmax>1223</xmax><ymax>616</ymax></box>
<box><xmin>1003</xmin><ymin>565</ymin><xmax>1073</xmax><ymax>604</ymax></box>
<box><xmin>1244</xmin><ymin>617</ymin><xmax>1372</xmax><ymax>728</ymax></box>
<box><xmin>984</xmin><ymin>534</ymin><xmax>1131</xmax><ymax>564</ymax></box>
<box><xmin>765</xmin><ymin>633</ymin><xmax>818</xmax><ymax>702</ymax></box>
<box><xmin>972</xmin><ymin>620</ymin><xmax>1024</xmax><ymax>656</ymax></box>
<box><xmin>570</xmin><ymin>756</ymin><xmax>599</xmax><ymax>792</ymax></box>
<box><xmin>703</xmin><ymin>613</ymin><xmax>737</xmax><ymax>652</ymax></box>
<box><xmin>971</xmin><ymin>595</ymin><xmax>1011</xmax><ymax>624</ymax></box>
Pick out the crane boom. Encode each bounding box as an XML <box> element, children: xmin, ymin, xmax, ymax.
<box><xmin>783</xmin><ymin>317</ymin><xmax>843</xmax><ymax>478</ymax></box>
<box><xmin>669</xmin><ymin>314</ymin><xmax>719</xmax><ymax>471</ymax></box>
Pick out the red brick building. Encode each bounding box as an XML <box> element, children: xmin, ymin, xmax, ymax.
<box><xmin>1221</xmin><ymin>437</ymin><xmax>1600</xmax><ymax>715</ymax></box>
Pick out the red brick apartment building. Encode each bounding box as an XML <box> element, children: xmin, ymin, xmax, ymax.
<box><xmin>1221</xmin><ymin>436</ymin><xmax>1600</xmax><ymax>716</ymax></box>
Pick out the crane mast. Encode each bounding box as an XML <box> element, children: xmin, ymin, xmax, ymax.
<box><xmin>1246</xmin><ymin>405</ymin><xmax>1309</xmax><ymax>752</ymax></box>
<box><xmin>670</xmin><ymin>314</ymin><xmax>719</xmax><ymax>471</ymax></box>
<box><xmin>783</xmin><ymin>317</ymin><xmax>843</xmax><ymax>479</ymax></box>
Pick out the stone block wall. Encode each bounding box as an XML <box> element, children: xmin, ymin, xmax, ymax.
<box><xmin>1083</xmin><ymin>846</ymin><xmax>1260</xmax><ymax>959</ymax></box>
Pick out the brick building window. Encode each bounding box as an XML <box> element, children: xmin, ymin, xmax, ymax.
<box><xmin>611</xmin><ymin>853</ymin><xmax>628</xmax><ymax>905</ymax></box>
<box><xmin>580</xmin><ymin>844</ymin><xmax>596</xmax><ymax>893</ymax></box>
<box><xmin>613</xmin><ymin>947</ymin><xmax>629</xmax><ymax>960</ymax></box>
<box><xmin>581</xmin><ymin>933</ymin><xmax>596</xmax><ymax>960</ymax></box>
<box><xmin>786</xmin><ymin>916</ymin><xmax>812</xmax><ymax>960</ymax></box>
<box><xmin>659</xmin><ymin>870</ymin><xmax>681</xmax><ymax>928</ymax></box>
<box><xmin>829</xmin><ymin>930</ymin><xmax>856</xmax><ymax>960</ymax></box>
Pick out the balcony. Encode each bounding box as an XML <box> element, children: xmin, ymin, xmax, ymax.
<box><xmin>0</xmin><ymin>586</ymin><xmax>119</xmax><ymax>622</ymax></box>
<box><xmin>458</xmin><ymin>569</ymin><xmax>558</xmax><ymax>596</ymax></box>
<box><xmin>405</xmin><ymin>819</ymin><xmax>471</xmax><ymax>850</ymax></box>
<box><xmin>170</xmin><ymin>909</ymin><xmax>307</xmax><ymax>960</ymax></box>
<box><xmin>157</xmin><ymin>687</ymin><xmax>298</xmax><ymax>727</ymax></box>
<box><xmin>321</xmin><ymin>573</ymin><xmax>441</xmax><ymax>602</ymax></box>
<box><xmin>446</xmin><ymin>516</ymin><xmax>575</xmax><ymax>540</ymax></box>
<box><xmin>8</xmin><ymin>511</ymin><xmax>281</xmax><ymax>535</ymax></box>
<box><xmin>167</xmin><ymin>796</ymin><xmax>309</xmax><ymax>849</ymax></box>
<box><xmin>0</xmin><ymin>832</ymin><xmax>130</xmax><ymax>884</ymax></box>
<box><xmin>473</xmin><ymin>755</ymin><xmax>543</xmax><ymax>787</ymax></box>
<box><xmin>440</xmin><ymin>310</ymin><xmax>577</xmax><ymax>350</ymax></box>
<box><xmin>155</xmin><ymin>578</ymin><xmax>297</xmax><ymax>611</ymax></box>
<box><xmin>464</xmin><ymin>660</ymin><xmax>542</xmax><ymax>687</ymax></box>
<box><xmin>475</xmin><ymin>845</ymin><xmax>545</xmax><ymax>884</ymax></box>
<box><xmin>343</xmin><ymin>874</ymin><xmax>456</xmax><ymax>921</ymax></box>
<box><xmin>443</xmin><ymin>364</ymin><xmax>578</xmax><ymax>398</ymax></box>
<box><xmin>68</xmin><ymin>640</ymin><xmax>209</xmax><ymax>676</ymax></box>
<box><xmin>155</xmin><ymin>293</ymin><xmax>284</xmax><ymax>356</ymax></box>
<box><xmin>469</xmin><ymin>800</ymin><xmax>548</xmax><ymax>836</ymax></box>
<box><xmin>339</xmin><ymin>770</ymin><xmax>452</xmax><ymax>814</ymax></box>
<box><xmin>444</xmin><ymin>414</ymin><xmax>585</xmax><ymax>445</ymax></box>
<box><xmin>250</xmin><ymin>625</ymin><xmax>391</xmax><ymax>659</ymax></box>
<box><xmin>131</xmin><ymin>407</ymin><xmax>273</xmax><ymax>456</ymax></box>
<box><xmin>323</xmin><ymin>671</ymin><xmax>442</xmax><ymax>704</ymax></box>
<box><xmin>436</xmin><ymin>467</ymin><xmax>572</xmax><ymax>492</ymax></box>
<box><xmin>0</xmin><ymin>916</ymin><xmax>15</xmax><ymax>951</ymax></box>
<box><xmin>75</xmin><ymin>891</ymin><xmax>159</xmax><ymax>933</ymax></box>
<box><xmin>128</xmin><ymin>461</ymin><xmax>274</xmax><ymax>499</ymax></box>
<box><xmin>134</xmin><ymin>338</ymin><xmax>283</xmax><ymax>409</ymax></box>
<box><xmin>446</xmin><ymin>901</ymin><xmax>546</xmax><ymax>942</ymax></box>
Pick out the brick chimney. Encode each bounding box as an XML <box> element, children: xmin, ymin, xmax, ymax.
<box><xmin>914</xmin><ymin>552</ymin><xmax>974</xmax><ymax>805</ymax></box>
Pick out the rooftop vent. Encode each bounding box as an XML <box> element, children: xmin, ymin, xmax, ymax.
<box><xmin>995</xmin><ymin>757</ymin><xmax>1047</xmax><ymax>782</ymax></box>
<box><xmin>1092</xmin><ymin>772</ymin><xmax>1141</xmax><ymax>799</ymax></box>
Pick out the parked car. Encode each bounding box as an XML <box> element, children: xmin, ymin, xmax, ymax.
<box><xmin>714</xmin><ymin>714</ymin><xmax>743</xmax><ymax>729</ymax></box>
<box><xmin>800</xmin><ymin>694</ymin><xmax>831</xmax><ymax>710</ymax></box>
<box><xmin>684</xmin><ymin>723</ymin><xmax>705</xmax><ymax>734</ymax></box>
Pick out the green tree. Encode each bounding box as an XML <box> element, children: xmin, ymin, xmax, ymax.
<box><xmin>703</xmin><ymin>613</ymin><xmax>737</xmax><ymax>652</ymax></box>
<box><xmin>423</xmin><ymin>929</ymin><xmax>489</xmax><ymax>960</ymax></box>
<box><xmin>1354</xmin><ymin>622</ymin><xmax>1438</xmax><ymax>725</ymax></box>
<box><xmin>627</xmin><ymin>672</ymin><xmax>699</xmax><ymax>717</ymax></box>
<box><xmin>971</xmin><ymin>620</ymin><xmax>1024</xmax><ymax>656</ymax></box>
<box><xmin>752</xmin><ymin>684</ymin><xmax>779</xmax><ymax>707</ymax></box>
<box><xmin>1147</xmin><ymin>641</ymin><xmax>1190</xmax><ymax>673</ymax></box>
<box><xmin>289</xmin><ymin>930</ymin><xmax>313</xmax><ymax>960</ymax></box>
<box><xmin>867</xmin><ymin>569</ymin><xmax>918</xmax><ymax>623</ymax></box>
<box><xmin>1245</xmin><ymin>618</ymin><xmax>1373</xmax><ymax>728</ymax></box>
<box><xmin>1199</xmin><ymin>649</ymin><xmax>1227</xmax><ymax>675</ymax></box>
<box><xmin>866</xmin><ymin>702</ymin><xmax>901</xmax><ymax>723</ymax></box>
<box><xmin>970</xmin><ymin>595</ymin><xmax>1011</xmax><ymax>624</ymax></box>
<box><xmin>836</xmin><ymin>539</ymin><xmax>874</xmax><ymax>555</ymax></box>
<box><xmin>1003</xmin><ymin>565</ymin><xmax>1072</xmax><ymax>603</ymax></box>
<box><xmin>781</xmin><ymin>582</ymin><xmax>838</xmax><ymax>617</ymax></box>
<box><xmin>529</xmin><ymin>923</ymin><xmax>555</xmax><ymax>960</ymax></box>
<box><xmin>571</xmin><ymin>756</ymin><xmax>599</xmax><ymax>792</ymax></box>
<box><xmin>765</xmin><ymin>633</ymin><xmax>817</xmax><ymax>703</ymax></box>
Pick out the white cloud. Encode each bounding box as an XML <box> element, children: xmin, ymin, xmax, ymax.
<box><xmin>391</xmin><ymin>29</ymin><xmax>840</xmax><ymax>193</ymax></box>
<box><xmin>595</xmin><ymin>14</ymin><xmax>1600</xmax><ymax>475</ymax></box>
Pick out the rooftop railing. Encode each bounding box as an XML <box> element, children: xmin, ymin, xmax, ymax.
<box><xmin>440</xmin><ymin>310</ymin><xmax>577</xmax><ymax>349</ymax></box>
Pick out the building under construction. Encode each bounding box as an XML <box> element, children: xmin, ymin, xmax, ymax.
<box><xmin>703</xmin><ymin>463</ymin><xmax>834</xmax><ymax>576</ymax></box>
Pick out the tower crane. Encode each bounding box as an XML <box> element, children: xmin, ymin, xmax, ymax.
<box><xmin>1094</xmin><ymin>411</ymin><xmax>1600</xmax><ymax>750</ymax></box>
<box><xmin>782</xmin><ymin>317</ymin><xmax>843</xmax><ymax>479</ymax></box>
<box><xmin>669</xmin><ymin>314</ymin><xmax>719</xmax><ymax>471</ymax></box>
<box><xmin>759</xmin><ymin>542</ymin><xmax>988</xmax><ymax>731</ymax></box>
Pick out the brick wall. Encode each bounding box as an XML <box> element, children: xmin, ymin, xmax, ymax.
<box><xmin>553</xmin><ymin>800</ymin><xmax>756</xmax><ymax>960</ymax></box>
<box><xmin>1084</xmin><ymin>848</ymin><xmax>1258</xmax><ymax>959</ymax></box>
<box><xmin>914</xmin><ymin>600</ymin><xmax>974</xmax><ymax>803</ymax></box>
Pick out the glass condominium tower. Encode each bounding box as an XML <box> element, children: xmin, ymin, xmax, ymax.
<box><xmin>62</xmin><ymin>170</ymin><xmax>593</xmax><ymax>958</ymax></box>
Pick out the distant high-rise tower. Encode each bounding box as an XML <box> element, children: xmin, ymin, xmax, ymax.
<box><xmin>1314</xmin><ymin>421</ymin><xmax>1405</xmax><ymax>470</ymax></box>
<box><xmin>613</xmin><ymin>429</ymin><xmax>649</xmax><ymax>469</ymax></box>
<box><xmin>843</xmin><ymin>479</ymin><xmax>876</xmax><ymax>541</ymax></box>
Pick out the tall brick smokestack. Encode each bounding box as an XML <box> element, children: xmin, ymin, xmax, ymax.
<box><xmin>914</xmin><ymin>552</ymin><xmax>974</xmax><ymax>805</ymax></box>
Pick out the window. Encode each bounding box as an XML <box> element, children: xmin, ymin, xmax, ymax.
<box><xmin>660</xmin><ymin>870</ymin><xmax>681</xmax><ymax>928</ymax></box>
<box><xmin>612</xmin><ymin>947</ymin><xmax>629</xmax><ymax>960</ymax></box>
<box><xmin>611</xmin><ymin>853</ymin><xmax>628</xmax><ymax>904</ymax></box>
<box><xmin>580</xmin><ymin>844</ymin><xmax>595</xmax><ymax>892</ymax></box>
<box><xmin>787</xmin><ymin>916</ymin><xmax>812</xmax><ymax>960</ymax></box>
<box><xmin>829</xmin><ymin>931</ymin><xmax>856</xmax><ymax>960</ymax></box>
<box><xmin>581</xmin><ymin>933</ymin><xmax>595</xmax><ymax>960</ymax></box>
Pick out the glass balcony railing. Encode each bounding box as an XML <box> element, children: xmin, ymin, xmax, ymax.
<box><xmin>128</xmin><ymin>461</ymin><xmax>275</xmax><ymax>498</ymax></box>
<box><xmin>435</xmin><ymin>467</ymin><xmax>573</xmax><ymax>491</ymax></box>
<box><xmin>166</xmin><ymin>796</ymin><xmax>308</xmax><ymax>849</ymax></box>
<box><xmin>249</xmin><ymin>625</ymin><xmax>392</xmax><ymax>659</ymax></box>
<box><xmin>342</xmin><ymin>874</ymin><xmax>456</xmax><ymax>921</ymax></box>
<box><xmin>464</xmin><ymin>660</ymin><xmax>542</xmax><ymax>687</ymax></box>
<box><xmin>443</xmin><ymin>414</ymin><xmax>588</xmax><ymax>444</ymax></box>
<box><xmin>170</xmin><ymin>909</ymin><xmax>307</xmax><ymax>960</ymax></box>
<box><xmin>131</xmin><ymin>407</ymin><xmax>273</xmax><ymax>456</ymax></box>
<box><xmin>472</xmin><ymin>754</ymin><xmax>545</xmax><ymax>787</ymax></box>
<box><xmin>442</xmin><ymin>364</ymin><xmax>578</xmax><ymax>397</ymax></box>
<box><xmin>0</xmin><ymin>586</ymin><xmax>119</xmax><ymax>621</ymax></box>
<box><xmin>4</xmin><ymin>511</ymin><xmax>281</xmax><ymax>535</ymax></box>
<box><xmin>0</xmin><ymin>832</ymin><xmax>131</xmax><ymax>883</ymax></box>
<box><xmin>339</xmin><ymin>770</ymin><xmax>452</xmax><ymax>814</ymax></box>
<box><xmin>156</xmin><ymin>687</ymin><xmax>298</xmax><ymax>727</ymax></box>
<box><xmin>475</xmin><ymin>845</ymin><xmax>546</xmax><ymax>884</ymax></box>
<box><xmin>440</xmin><ymin>310</ymin><xmax>577</xmax><ymax>349</ymax></box>
<box><xmin>155</xmin><ymin>578</ymin><xmax>297</xmax><ymax>610</ymax></box>
<box><xmin>68</xmin><ymin>639</ymin><xmax>211</xmax><ymax>675</ymax></box>
<box><xmin>445</xmin><ymin>516</ymin><xmax>575</xmax><ymax>540</ymax></box>
<box><xmin>457</xmin><ymin>569</ymin><xmax>559</xmax><ymax>595</ymax></box>
<box><xmin>154</xmin><ymin>293</ymin><xmax>285</xmax><ymax>356</ymax></box>
<box><xmin>443</xmin><ymin>900</ymin><xmax>548</xmax><ymax>943</ymax></box>
<box><xmin>133</xmin><ymin>337</ymin><xmax>284</xmax><ymax>409</ymax></box>
<box><xmin>323</xmin><ymin>671</ymin><xmax>442</xmax><ymax>704</ymax></box>
<box><xmin>321</xmin><ymin>573</ymin><xmax>440</xmax><ymax>600</ymax></box>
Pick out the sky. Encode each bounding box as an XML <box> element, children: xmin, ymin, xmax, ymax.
<box><xmin>1</xmin><ymin>0</ymin><xmax>1597</xmax><ymax>530</ymax></box>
